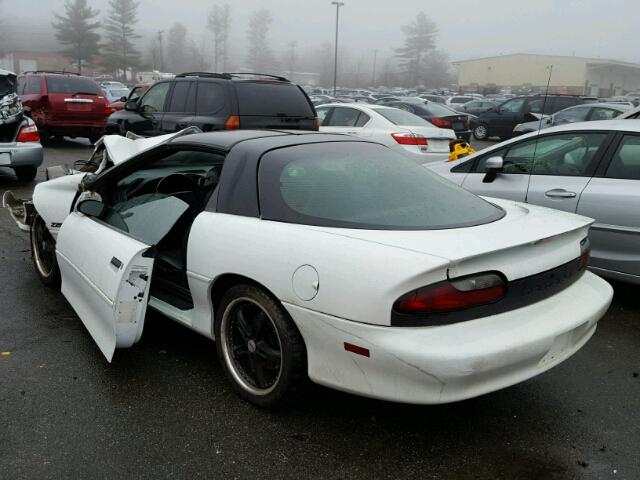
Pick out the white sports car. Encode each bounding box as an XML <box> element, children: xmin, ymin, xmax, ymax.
<box><xmin>3</xmin><ymin>130</ymin><xmax>613</xmax><ymax>407</ymax></box>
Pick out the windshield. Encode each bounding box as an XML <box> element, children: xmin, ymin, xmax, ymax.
<box><xmin>46</xmin><ymin>76</ymin><xmax>102</xmax><ymax>95</ymax></box>
<box><xmin>259</xmin><ymin>142</ymin><xmax>504</xmax><ymax>230</ymax></box>
<box><xmin>374</xmin><ymin>108</ymin><xmax>432</xmax><ymax>126</ymax></box>
<box><xmin>0</xmin><ymin>74</ymin><xmax>16</xmax><ymax>96</ymax></box>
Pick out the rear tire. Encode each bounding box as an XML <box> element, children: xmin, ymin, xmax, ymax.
<box><xmin>473</xmin><ymin>124</ymin><xmax>489</xmax><ymax>140</ymax></box>
<box><xmin>215</xmin><ymin>284</ymin><xmax>306</xmax><ymax>408</ymax></box>
<box><xmin>30</xmin><ymin>213</ymin><xmax>61</xmax><ymax>288</ymax></box>
<box><xmin>14</xmin><ymin>166</ymin><xmax>37</xmax><ymax>182</ymax></box>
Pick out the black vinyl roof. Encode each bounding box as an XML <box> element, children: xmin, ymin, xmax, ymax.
<box><xmin>169</xmin><ymin>129</ymin><xmax>365</xmax><ymax>152</ymax></box>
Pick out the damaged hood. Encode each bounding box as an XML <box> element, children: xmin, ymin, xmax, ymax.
<box><xmin>0</xmin><ymin>70</ymin><xmax>23</xmax><ymax>125</ymax></box>
<box><xmin>101</xmin><ymin>127</ymin><xmax>202</xmax><ymax>165</ymax></box>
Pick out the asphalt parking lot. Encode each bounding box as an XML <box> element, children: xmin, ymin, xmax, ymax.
<box><xmin>1</xmin><ymin>138</ymin><xmax>638</xmax><ymax>479</ymax></box>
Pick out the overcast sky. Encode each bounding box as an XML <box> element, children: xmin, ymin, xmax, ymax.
<box><xmin>4</xmin><ymin>0</ymin><xmax>639</xmax><ymax>63</ymax></box>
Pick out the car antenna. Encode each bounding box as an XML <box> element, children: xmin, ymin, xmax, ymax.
<box><xmin>525</xmin><ymin>64</ymin><xmax>553</xmax><ymax>202</ymax></box>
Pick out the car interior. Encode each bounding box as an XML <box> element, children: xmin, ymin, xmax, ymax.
<box><xmin>95</xmin><ymin>148</ymin><xmax>224</xmax><ymax>309</ymax></box>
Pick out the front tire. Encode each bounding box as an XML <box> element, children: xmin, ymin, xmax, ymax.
<box><xmin>30</xmin><ymin>213</ymin><xmax>61</xmax><ymax>288</ymax></box>
<box><xmin>14</xmin><ymin>166</ymin><xmax>37</xmax><ymax>181</ymax></box>
<box><xmin>473</xmin><ymin>123</ymin><xmax>489</xmax><ymax>140</ymax></box>
<box><xmin>215</xmin><ymin>284</ymin><xmax>306</xmax><ymax>407</ymax></box>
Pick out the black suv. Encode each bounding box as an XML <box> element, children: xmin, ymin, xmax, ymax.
<box><xmin>472</xmin><ymin>95</ymin><xmax>588</xmax><ymax>140</ymax></box>
<box><xmin>106</xmin><ymin>72</ymin><xmax>319</xmax><ymax>136</ymax></box>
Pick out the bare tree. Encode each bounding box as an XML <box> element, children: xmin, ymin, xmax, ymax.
<box><xmin>103</xmin><ymin>0</ymin><xmax>141</xmax><ymax>80</ymax></box>
<box><xmin>166</xmin><ymin>22</ymin><xmax>189</xmax><ymax>73</ymax></box>
<box><xmin>246</xmin><ymin>9</ymin><xmax>273</xmax><ymax>72</ymax></box>
<box><xmin>52</xmin><ymin>0</ymin><xmax>101</xmax><ymax>74</ymax></box>
<box><xmin>207</xmin><ymin>4</ymin><xmax>231</xmax><ymax>71</ymax></box>
<box><xmin>395</xmin><ymin>12</ymin><xmax>438</xmax><ymax>86</ymax></box>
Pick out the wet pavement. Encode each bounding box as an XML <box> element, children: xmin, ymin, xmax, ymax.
<box><xmin>0</xmin><ymin>138</ymin><xmax>638</xmax><ymax>479</ymax></box>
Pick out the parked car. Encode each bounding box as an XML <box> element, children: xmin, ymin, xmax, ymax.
<box><xmin>17</xmin><ymin>71</ymin><xmax>110</xmax><ymax>144</ymax></box>
<box><xmin>427</xmin><ymin>120</ymin><xmax>640</xmax><ymax>285</ymax></box>
<box><xmin>100</xmin><ymin>81</ymin><xmax>126</xmax><ymax>89</ymax></box>
<box><xmin>445</xmin><ymin>96</ymin><xmax>477</xmax><ymax>108</ymax></box>
<box><xmin>619</xmin><ymin>105</ymin><xmax>640</xmax><ymax>119</ymax></box>
<box><xmin>109</xmin><ymin>83</ymin><xmax>151</xmax><ymax>111</ymax></box>
<box><xmin>513</xmin><ymin>103</ymin><xmax>630</xmax><ymax>135</ymax></box>
<box><xmin>0</xmin><ymin>69</ymin><xmax>43</xmax><ymax>181</ymax></box>
<box><xmin>455</xmin><ymin>99</ymin><xmax>498</xmax><ymax>116</ymax></box>
<box><xmin>472</xmin><ymin>95</ymin><xmax>588</xmax><ymax>141</ymax></box>
<box><xmin>387</xmin><ymin>101</ymin><xmax>473</xmax><ymax>141</ymax></box>
<box><xmin>106</xmin><ymin>72</ymin><xmax>318</xmax><ymax>136</ymax></box>
<box><xmin>372</xmin><ymin>96</ymin><xmax>402</xmax><ymax>105</ymax></box>
<box><xmin>3</xmin><ymin>129</ymin><xmax>612</xmax><ymax>407</ymax></box>
<box><xmin>419</xmin><ymin>94</ymin><xmax>446</xmax><ymax>104</ymax></box>
<box><xmin>317</xmin><ymin>103</ymin><xmax>456</xmax><ymax>162</ymax></box>
<box><xmin>102</xmin><ymin>86</ymin><xmax>130</xmax><ymax>104</ymax></box>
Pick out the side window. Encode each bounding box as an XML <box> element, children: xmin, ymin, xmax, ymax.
<box><xmin>167</xmin><ymin>81</ymin><xmax>196</xmax><ymax>113</ymax></box>
<box><xmin>554</xmin><ymin>106</ymin><xmax>590</xmax><ymax>124</ymax></box>
<box><xmin>196</xmin><ymin>82</ymin><xmax>224</xmax><ymax>114</ymax></box>
<box><xmin>499</xmin><ymin>98</ymin><xmax>526</xmax><ymax>113</ymax></box>
<box><xmin>128</xmin><ymin>87</ymin><xmax>142</xmax><ymax>102</ymax></box>
<box><xmin>16</xmin><ymin>77</ymin><xmax>26</xmax><ymax>94</ymax></box>
<box><xmin>606</xmin><ymin>135</ymin><xmax>640</xmax><ymax>180</ymax></box>
<box><xmin>526</xmin><ymin>98</ymin><xmax>545</xmax><ymax>114</ymax></box>
<box><xmin>326</xmin><ymin>107</ymin><xmax>361</xmax><ymax>127</ymax></box>
<box><xmin>102</xmin><ymin>150</ymin><xmax>225</xmax><ymax>243</ymax></box>
<box><xmin>139</xmin><ymin>82</ymin><xmax>170</xmax><ymax>113</ymax></box>
<box><xmin>497</xmin><ymin>133</ymin><xmax>607</xmax><ymax>176</ymax></box>
<box><xmin>355</xmin><ymin>112</ymin><xmax>370</xmax><ymax>127</ymax></box>
<box><xmin>26</xmin><ymin>76</ymin><xmax>42</xmax><ymax>95</ymax></box>
<box><xmin>551</xmin><ymin>97</ymin><xmax>577</xmax><ymax>113</ymax></box>
<box><xmin>589</xmin><ymin>108</ymin><xmax>620</xmax><ymax>121</ymax></box>
<box><xmin>316</xmin><ymin>107</ymin><xmax>331</xmax><ymax>125</ymax></box>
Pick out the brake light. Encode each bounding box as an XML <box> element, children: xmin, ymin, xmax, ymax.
<box><xmin>391</xmin><ymin>132</ymin><xmax>428</xmax><ymax>146</ymax></box>
<box><xmin>393</xmin><ymin>272</ymin><xmax>506</xmax><ymax>315</ymax></box>
<box><xmin>431</xmin><ymin>118</ymin><xmax>451</xmax><ymax>128</ymax></box>
<box><xmin>224</xmin><ymin>115</ymin><xmax>240</xmax><ymax>130</ymax></box>
<box><xmin>17</xmin><ymin>124</ymin><xmax>40</xmax><ymax>143</ymax></box>
<box><xmin>579</xmin><ymin>237</ymin><xmax>591</xmax><ymax>269</ymax></box>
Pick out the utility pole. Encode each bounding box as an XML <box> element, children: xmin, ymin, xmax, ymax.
<box><xmin>157</xmin><ymin>30</ymin><xmax>164</xmax><ymax>72</ymax></box>
<box><xmin>331</xmin><ymin>1</ymin><xmax>344</xmax><ymax>96</ymax></box>
<box><xmin>372</xmin><ymin>49</ymin><xmax>378</xmax><ymax>86</ymax></box>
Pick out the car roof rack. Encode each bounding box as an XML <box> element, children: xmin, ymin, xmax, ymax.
<box><xmin>175</xmin><ymin>72</ymin><xmax>233</xmax><ymax>79</ymax></box>
<box><xmin>225</xmin><ymin>72</ymin><xmax>290</xmax><ymax>82</ymax></box>
<box><xmin>21</xmin><ymin>70</ymin><xmax>80</xmax><ymax>76</ymax></box>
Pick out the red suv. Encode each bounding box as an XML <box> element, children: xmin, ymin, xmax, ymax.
<box><xmin>17</xmin><ymin>71</ymin><xmax>111</xmax><ymax>144</ymax></box>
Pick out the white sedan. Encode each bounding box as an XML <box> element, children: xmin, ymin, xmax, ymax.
<box><xmin>4</xmin><ymin>130</ymin><xmax>612</xmax><ymax>407</ymax></box>
<box><xmin>317</xmin><ymin>103</ymin><xmax>457</xmax><ymax>163</ymax></box>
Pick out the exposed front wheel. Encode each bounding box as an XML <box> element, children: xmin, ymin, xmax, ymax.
<box><xmin>13</xmin><ymin>166</ymin><xmax>37</xmax><ymax>182</ymax></box>
<box><xmin>473</xmin><ymin>124</ymin><xmax>489</xmax><ymax>140</ymax></box>
<box><xmin>215</xmin><ymin>284</ymin><xmax>306</xmax><ymax>407</ymax></box>
<box><xmin>31</xmin><ymin>213</ymin><xmax>61</xmax><ymax>288</ymax></box>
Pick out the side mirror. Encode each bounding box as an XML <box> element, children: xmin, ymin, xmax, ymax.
<box><xmin>124</xmin><ymin>100</ymin><xmax>138</xmax><ymax>112</ymax></box>
<box><xmin>119</xmin><ymin>96</ymin><xmax>128</xmax><ymax>102</ymax></box>
<box><xmin>77</xmin><ymin>199</ymin><xmax>106</xmax><ymax>218</ymax></box>
<box><xmin>80</xmin><ymin>173</ymin><xmax>98</xmax><ymax>191</ymax></box>
<box><xmin>483</xmin><ymin>156</ymin><xmax>503</xmax><ymax>183</ymax></box>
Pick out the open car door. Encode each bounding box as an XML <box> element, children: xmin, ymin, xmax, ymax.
<box><xmin>56</xmin><ymin>212</ymin><xmax>154</xmax><ymax>362</ymax></box>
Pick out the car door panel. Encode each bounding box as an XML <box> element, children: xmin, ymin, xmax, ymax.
<box><xmin>526</xmin><ymin>176</ymin><xmax>590</xmax><ymax>213</ymax></box>
<box><xmin>577</xmin><ymin>178</ymin><xmax>640</xmax><ymax>278</ymax></box>
<box><xmin>56</xmin><ymin>213</ymin><xmax>154</xmax><ymax>361</ymax></box>
<box><xmin>462</xmin><ymin>172</ymin><xmax>529</xmax><ymax>202</ymax></box>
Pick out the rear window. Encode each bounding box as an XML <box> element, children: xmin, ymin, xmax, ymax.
<box><xmin>46</xmin><ymin>76</ymin><xmax>101</xmax><ymax>95</ymax></box>
<box><xmin>235</xmin><ymin>82</ymin><xmax>314</xmax><ymax>117</ymax></box>
<box><xmin>374</xmin><ymin>108</ymin><xmax>431</xmax><ymax>126</ymax></box>
<box><xmin>422</xmin><ymin>102</ymin><xmax>458</xmax><ymax>117</ymax></box>
<box><xmin>259</xmin><ymin>142</ymin><xmax>504</xmax><ymax>230</ymax></box>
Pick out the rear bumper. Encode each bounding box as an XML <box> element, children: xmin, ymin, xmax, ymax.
<box><xmin>285</xmin><ymin>271</ymin><xmax>612</xmax><ymax>404</ymax></box>
<box><xmin>454</xmin><ymin>130</ymin><xmax>472</xmax><ymax>141</ymax></box>
<box><xmin>0</xmin><ymin>141</ymin><xmax>43</xmax><ymax>167</ymax></box>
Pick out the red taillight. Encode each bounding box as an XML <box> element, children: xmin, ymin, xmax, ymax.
<box><xmin>431</xmin><ymin>118</ymin><xmax>451</xmax><ymax>128</ymax></box>
<box><xmin>394</xmin><ymin>273</ymin><xmax>506</xmax><ymax>314</ymax></box>
<box><xmin>17</xmin><ymin>125</ymin><xmax>40</xmax><ymax>143</ymax></box>
<box><xmin>579</xmin><ymin>237</ymin><xmax>591</xmax><ymax>269</ymax></box>
<box><xmin>224</xmin><ymin>115</ymin><xmax>240</xmax><ymax>130</ymax></box>
<box><xmin>391</xmin><ymin>132</ymin><xmax>428</xmax><ymax>146</ymax></box>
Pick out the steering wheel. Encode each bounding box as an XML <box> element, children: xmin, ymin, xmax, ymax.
<box><xmin>155</xmin><ymin>173</ymin><xmax>200</xmax><ymax>195</ymax></box>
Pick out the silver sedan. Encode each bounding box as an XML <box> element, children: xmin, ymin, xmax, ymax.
<box><xmin>428</xmin><ymin>120</ymin><xmax>640</xmax><ymax>285</ymax></box>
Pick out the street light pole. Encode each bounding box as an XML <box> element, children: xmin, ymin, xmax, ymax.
<box><xmin>372</xmin><ymin>49</ymin><xmax>378</xmax><ymax>86</ymax></box>
<box><xmin>331</xmin><ymin>1</ymin><xmax>344</xmax><ymax>97</ymax></box>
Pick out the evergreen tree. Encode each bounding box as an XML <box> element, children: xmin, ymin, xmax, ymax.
<box><xmin>395</xmin><ymin>12</ymin><xmax>438</xmax><ymax>86</ymax></box>
<box><xmin>103</xmin><ymin>0</ymin><xmax>141</xmax><ymax>80</ymax></box>
<box><xmin>52</xmin><ymin>0</ymin><xmax>101</xmax><ymax>74</ymax></box>
<box><xmin>207</xmin><ymin>4</ymin><xmax>231</xmax><ymax>72</ymax></box>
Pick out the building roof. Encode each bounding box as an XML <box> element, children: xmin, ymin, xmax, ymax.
<box><xmin>453</xmin><ymin>53</ymin><xmax>640</xmax><ymax>69</ymax></box>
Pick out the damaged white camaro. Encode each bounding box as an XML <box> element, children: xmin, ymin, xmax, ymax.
<box><xmin>3</xmin><ymin>129</ymin><xmax>613</xmax><ymax>407</ymax></box>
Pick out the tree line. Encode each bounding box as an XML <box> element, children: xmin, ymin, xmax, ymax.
<box><xmin>52</xmin><ymin>0</ymin><xmax>453</xmax><ymax>88</ymax></box>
